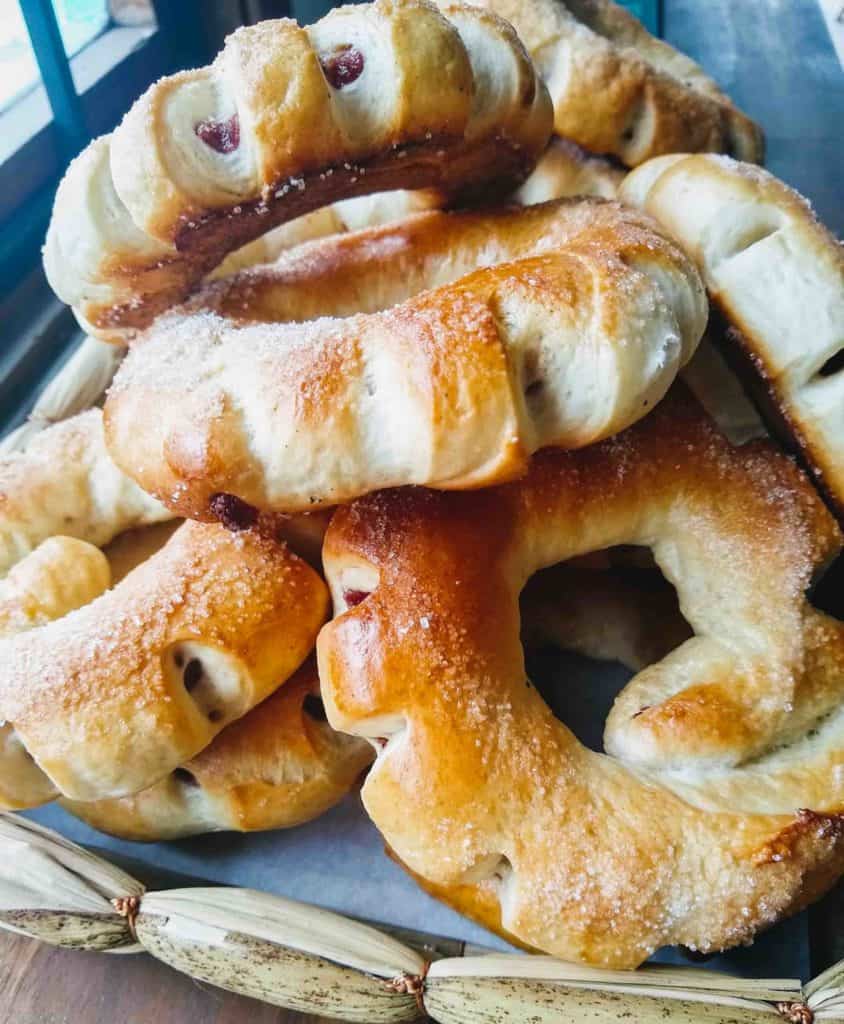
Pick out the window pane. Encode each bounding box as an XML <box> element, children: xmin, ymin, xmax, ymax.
<box><xmin>0</xmin><ymin>2</ymin><xmax>39</xmax><ymax>114</ymax></box>
<box><xmin>0</xmin><ymin>0</ymin><xmax>111</xmax><ymax>116</ymax></box>
<box><xmin>53</xmin><ymin>0</ymin><xmax>110</xmax><ymax>58</ymax></box>
<box><xmin>616</xmin><ymin>0</ymin><xmax>659</xmax><ymax>33</ymax></box>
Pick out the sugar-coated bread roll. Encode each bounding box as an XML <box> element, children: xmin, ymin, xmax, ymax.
<box><xmin>44</xmin><ymin>0</ymin><xmax>551</xmax><ymax>339</ymax></box>
<box><xmin>105</xmin><ymin>199</ymin><xmax>707</xmax><ymax>516</ymax></box>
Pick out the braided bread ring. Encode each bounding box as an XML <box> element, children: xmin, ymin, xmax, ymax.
<box><xmin>459</xmin><ymin>0</ymin><xmax>763</xmax><ymax>165</ymax></box>
<box><xmin>621</xmin><ymin>154</ymin><xmax>844</xmax><ymax>523</ymax></box>
<box><xmin>62</xmin><ymin>659</ymin><xmax>372</xmax><ymax>840</ymax></box>
<box><xmin>317</xmin><ymin>386</ymin><xmax>844</xmax><ymax>967</ymax></box>
<box><xmin>44</xmin><ymin>0</ymin><xmax>551</xmax><ymax>339</ymax></box>
<box><xmin>105</xmin><ymin>199</ymin><xmax>706</xmax><ymax>517</ymax></box>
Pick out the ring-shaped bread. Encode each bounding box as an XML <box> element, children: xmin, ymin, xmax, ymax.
<box><xmin>62</xmin><ymin>658</ymin><xmax>372</xmax><ymax>840</ymax></box>
<box><xmin>621</xmin><ymin>153</ymin><xmax>844</xmax><ymax>523</ymax></box>
<box><xmin>317</xmin><ymin>385</ymin><xmax>844</xmax><ymax>967</ymax></box>
<box><xmin>513</xmin><ymin>136</ymin><xmax>624</xmax><ymax>205</ymax></box>
<box><xmin>43</xmin><ymin>0</ymin><xmax>551</xmax><ymax>338</ymax></box>
<box><xmin>0</xmin><ymin>408</ymin><xmax>170</xmax><ymax>576</ymax></box>
<box><xmin>0</xmin><ymin>412</ymin><xmax>329</xmax><ymax>809</ymax></box>
<box><xmin>104</xmin><ymin>198</ymin><xmax>707</xmax><ymax>518</ymax></box>
<box><xmin>217</xmin><ymin>135</ymin><xmax>625</xmax><ymax>276</ymax></box>
<box><xmin>26</xmin><ymin>135</ymin><xmax>622</xmax><ymax>458</ymax></box>
<box><xmin>459</xmin><ymin>0</ymin><xmax>763</xmax><ymax>165</ymax></box>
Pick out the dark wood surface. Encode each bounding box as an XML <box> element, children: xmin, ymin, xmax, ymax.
<box><xmin>0</xmin><ymin>930</ymin><xmax>335</xmax><ymax>1024</ymax></box>
<box><xmin>2</xmin><ymin>2</ymin><xmax>842</xmax><ymax>1022</ymax></box>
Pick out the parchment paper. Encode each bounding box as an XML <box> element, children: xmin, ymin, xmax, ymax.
<box><xmin>25</xmin><ymin>649</ymin><xmax>811</xmax><ymax>981</ymax></box>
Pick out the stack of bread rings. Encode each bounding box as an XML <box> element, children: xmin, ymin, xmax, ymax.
<box><xmin>22</xmin><ymin>0</ymin><xmax>843</xmax><ymax>969</ymax></box>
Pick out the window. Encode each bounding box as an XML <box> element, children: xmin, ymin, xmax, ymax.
<box><xmin>0</xmin><ymin>2</ymin><xmax>41</xmax><ymax>114</ymax></box>
<box><xmin>618</xmin><ymin>0</ymin><xmax>660</xmax><ymax>33</ymax></box>
<box><xmin>0</xmin><ymin>0</ymin><xmax>215</xmax><ymax>299</ymax></box>
<box><xmin>1</xmin><ymin>1</ymin><xmax>114</xmax><ymax>115</ymax></box>
<box><xmin>0</xmin><ymin>0</ymin><xmax>223</xmax><ymax>429</ymax></box>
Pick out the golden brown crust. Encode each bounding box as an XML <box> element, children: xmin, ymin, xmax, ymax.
<box><xmin>0</xmin><ymin>409</ymin><xmax>170</xmax><ymax>576</ymax></box>
<box><xmin>0</xmin><ymin>411</ymin><xmax>350</xmax><ymax>824</ymax></box>
<box><xmin>105</xmin><ymin>199</ymin><xmax>706</xmax><ymax>515</ymax></box>
<box><xmin>0</xmin><ymin>537</ymin><xmax>110</xmax><ymax>638</ymax></box>
<box><xmin>62</xmin><ymin>660</ymin><xmax>373</xmax><ymax>840</ymax></box>
<box><xmin>318</xmin><ymin>385</ymin><xmax>844</xmax><ymax>967</ymax></box>
<box><xmin>621</xmin><ymin>154</ymin><xmax>844</xmax><ymax>522</ymax></box>
<box><xmin>214</xmin><ymin>136</ymin><xmax>623</xmax><ymax>279</ymax></box>
<box><xmin>0</xmin><ymin>521</ymin><xmax>329</xmax><ymax>803</ymax></box>
<box><xmin>43</xmin><ymin>0</ymin><xmax>551</xmax><ymax>338</ymax></box>
<box><xmin>515</xmin><ymin>137</ymin><xmax>624</xmax><ymax>204</ymax></box>
<box><xmin>462</xmin><ymin>0</ymin><xmax>763</xmax><ymax>165</ymax></box>
<box><xmin>0</xmin><ymin>536</ymin><xmax>113</xmax><ymax>810</ymax></box>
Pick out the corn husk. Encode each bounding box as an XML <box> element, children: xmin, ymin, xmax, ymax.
<box><xmin>137</xmin><ymin>888</ymin><xmax>424</xmax><ymax>1022</ymax></box>
<box><xmin>808</xmin><ymin>960</ymin><xmax>844</xmax><ymax>1021</ymax></box>
<box><xmin>2</xmin><ymin>814</ymin><xmax>842</xmax><ymax>1023</ymax></box>
<box><xmin>424</xmin><ymin>956</ymin><xmax>802</xmax><ymax>1023</ymax></box>
<box><xmin>0</xmin><ymin>815</ymin><xmax>141</xmax><ymax>950</ymax></box>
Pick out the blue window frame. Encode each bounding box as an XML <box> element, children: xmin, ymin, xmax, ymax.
<box><xmin>618</xmin><ymin>0</ymin><xmax>660</xmax><ymax>33</ymax></box>
<box><xmin>0</xmin><ymin>0</ymin><xmax>211</xmax><ymax>298</ymax></box>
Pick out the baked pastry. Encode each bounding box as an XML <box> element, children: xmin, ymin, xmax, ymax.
<box><xmin>219</xmin><ymin>136</ymin><xmax>624</xmax><ymax>274</ymax></box>
<box><xmin>0</xmin><ymin>412</ymin><xmax>329</xmax><ymax>809</ymax></box>
<box><xmin>621</xmin><ymin>154</ymin><xmax>844</xmax><ymax>522</ymax></box>
<box><xmin>0</xmin><ymin>536</ymin><xmax>111</xmax><ymax>640</ymax></box>
<box><xmin>62</xmin><ymin>660</ymin><xmax>372</xmax><ymax>840</ymax></box>
<box><xmin>318</xmin><ymin>385</ymin><xmax>844</xmax><ymax>967</ymax></box>
<box><xmin>105</xmin><ymin>199</ymin><xmax>707</xmax><ymax>516</ymax></box>
<box><xmin>43</xmin><ymin>0</ymin><xmax>551</xmax><ymax>338</ymax></box>
<box><xmin>216</xmin><ymin>135</ymin><xmax>623</xmax><ymax>277</ymax></box>
<box><xmin>455</xmin><ymin>0</ymin><xmax>763</xmax><ymax>165</ymax></box>
<box><xmin>0</xmin><ymin>519</ymin><xmax>328</xmax><ymax>808</ymax></box>
<box><xmin>514</xmin><ymin>136</ymin><xmax>623</xmax><ymax>204</ymax></box>
<box><xmin>213</xmin><ymin>188</ymin><xmax>444</xmax><ymax>277</ymax></box>
<box><xmin>0</xmin><ymin>412</ymin><xmax>360</xmax><ymax>830</ymax></box>
<box><xmin>0</xmin><ymin>408</ymin><xmax>169</xmax><ymax>575</ymax></box>
<box><xmin>0</xmin><ymin>535</ymin><xmax>120</xmax><ymax>809</ymax></box>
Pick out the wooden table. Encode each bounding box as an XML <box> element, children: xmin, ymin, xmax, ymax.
<box><xmin>2</xmin><ymin>1</ymin><xmax>842</xmax><ymax>1022</ymax></box>
<box><xmin>0</xmin><ymin>930</ymin><xmax>332</xmax><ymax>1024</ymax></box>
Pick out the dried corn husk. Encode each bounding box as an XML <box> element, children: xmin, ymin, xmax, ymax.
<box><xmin>808</xmin><ymin>960</ymin><xmax>844</xmax><ymax>1021</ymax></box>
<box><xmin>2</xmin><ymin>814</ymin><xmax>842</xmax><ymax>1022</ymax></box>
<box><xmin>137</xmin><ymin>889</ymin><xmax>423</xmax><ymax>1022</ymax></box>
<box><xmin>0</xmin><ymin>815</ymin><xmax>141</xmax><ymax>950</ymax></box>
<box><xmin>424</xmin><ymin>956</ymin><xmax>799</xmax><ymax>1023</ymax></box>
